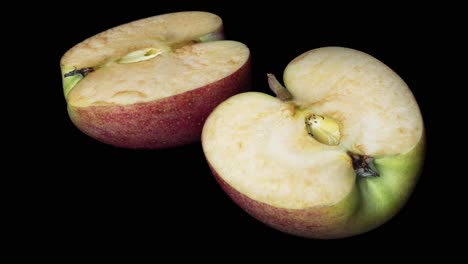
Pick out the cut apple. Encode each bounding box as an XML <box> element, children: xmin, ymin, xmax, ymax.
<box><xmin>61</xmin><ymin>11</ymin><xmax>251</xmax><ymax>148</ymax></box>
<box><xmin>202</xmin><ymin>47</ymin><xmax>425</xmax><ymax>239</ymax></box>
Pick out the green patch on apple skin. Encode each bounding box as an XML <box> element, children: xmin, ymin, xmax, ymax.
<box><xmin>351</xmin><ymin>134</ymin><xmax>425</xmax><ymax>234</ymax></box>
<box><xmin>317</xmin><ymin>135</ymin><xmax>425</xmax><ymax>238</ymax></box>
<box><xmin>62</xmin><ymin>67</ymin><xmax>83</xmax><ymax>97</ymax></box>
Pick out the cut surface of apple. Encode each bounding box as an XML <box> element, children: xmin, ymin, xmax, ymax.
<box><xmin>202</xmin><ymin>47</ymin><xmax>424</xmax><ymax>238</ymax></box>
<box><xmin>61</xmin><ymin>11</ymin><xmax>251</xmax><ymax>148</ymax></box>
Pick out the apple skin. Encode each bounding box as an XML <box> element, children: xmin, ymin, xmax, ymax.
<box><xmin>208</xmin><ymin>135</ymin><xmax>424</xmax><ymax>239</ymax></box>
<box><xmin>68</xmin><ymin>59</ymin><xmax>250</xmax><ymax>149</ymax></box>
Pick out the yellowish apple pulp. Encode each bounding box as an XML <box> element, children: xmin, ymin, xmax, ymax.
<box><xmin>203</xmin><ymin>47</ymin><xmax>424</xmax><ymax>210</ymax></box>
<box><xmin>61</xmin><ymin>12</ymin><xmax>249</xmax><ymax>108</ymax></box>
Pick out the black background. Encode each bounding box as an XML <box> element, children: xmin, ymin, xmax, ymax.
<box><xmin>4</xmin><ymin>1</ymin><xmax>463</xmax><ymax>261</ymax></box>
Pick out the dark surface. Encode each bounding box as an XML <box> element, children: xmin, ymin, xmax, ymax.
<box><xmin>4</xmin><ymin>1</ymin><xmax>462</xmax><ymax>261</ymax></box>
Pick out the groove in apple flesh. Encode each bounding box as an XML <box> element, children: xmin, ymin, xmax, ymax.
<box><xmin>202</xmin><ymin>47</ymin><xmax>425</xmax><ymax>239</ymax></box>
<box><xmin>61</xmin><ymin>11</ymin><xmax>251</xmax><ymax>148</ymax></box>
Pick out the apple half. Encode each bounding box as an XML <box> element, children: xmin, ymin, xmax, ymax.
<box><xmin>61</xmin><ymin>11</ymin><xmax>251</xmax><ymax>148</ymax></box>
<box><xmin>202</xmin><ymin>47</ymin><xmax>425</xmax><ymax>239</ymax></box>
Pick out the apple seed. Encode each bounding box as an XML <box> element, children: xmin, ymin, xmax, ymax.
<box><xmin>305</xmin><ymin>114</ymin><xmax>341</xmax><ymax>146</ymax></box>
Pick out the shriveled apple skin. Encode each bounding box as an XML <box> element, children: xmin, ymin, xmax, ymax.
<box><xmin>209</xmin><ymin>138</ymin><xmax>424</xmax><ymax>239</ymax></box>
<box><xmin>68</xmin><ymin>60</ymin><xmax>250</xmax><ymax>149</ymax></box>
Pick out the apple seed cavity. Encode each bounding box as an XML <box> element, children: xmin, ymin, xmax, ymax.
<box><xmin>117</xmin><ymin>47</ymin><xmax>166</xmax><ymax>64</ymax></box>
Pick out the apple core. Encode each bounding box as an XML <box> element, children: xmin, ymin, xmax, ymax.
<box><xmin>268</xmin><ymin>74</ymin><xmax>380</xmax><ymax>178</ymax></box>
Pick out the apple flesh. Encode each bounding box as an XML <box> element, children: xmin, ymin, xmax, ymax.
<box><xmin>202</xmin><ymin>47</ymin><xmax>425</xmax><ymax>239</ymax></box>
<box><xmin>61</xmin><ymin>11</ymin><xmax>251</xmax><ymax>148</ymax></box>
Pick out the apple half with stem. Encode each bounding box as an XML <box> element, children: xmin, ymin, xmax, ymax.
<box><xmin>61</xmin><ymin>11</ymin><xmax>250</xmax><ymax>149</ymax></box>
<box><xmin>202</xmin><ymin>47</ymin><xmax>425</xmax><ymax>239</ymax></box>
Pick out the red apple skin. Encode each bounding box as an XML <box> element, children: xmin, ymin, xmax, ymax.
<box><xmin>210</xmin><ymin>163</ymin><xmax>351</xmax><ymax>239</ymax></box>
<box><xmin>68</xmin><ymin>58</ymin><xmax>251</xmax><ymax>149</ymax></box>
<box><xmin>207</xmin><ymin>136</ymin><xmax>425</xmax><ymax>239</ymax></box>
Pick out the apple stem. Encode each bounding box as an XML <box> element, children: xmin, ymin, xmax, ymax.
<box><xmin>267</xmin><ymin>73</ymin><xmax>292</xmax><ymax>101</ymax></box>
<box><xmin>350</xmin><ymin>153</ymin><xmax>380</xmax><ymax>177</ymax></box>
